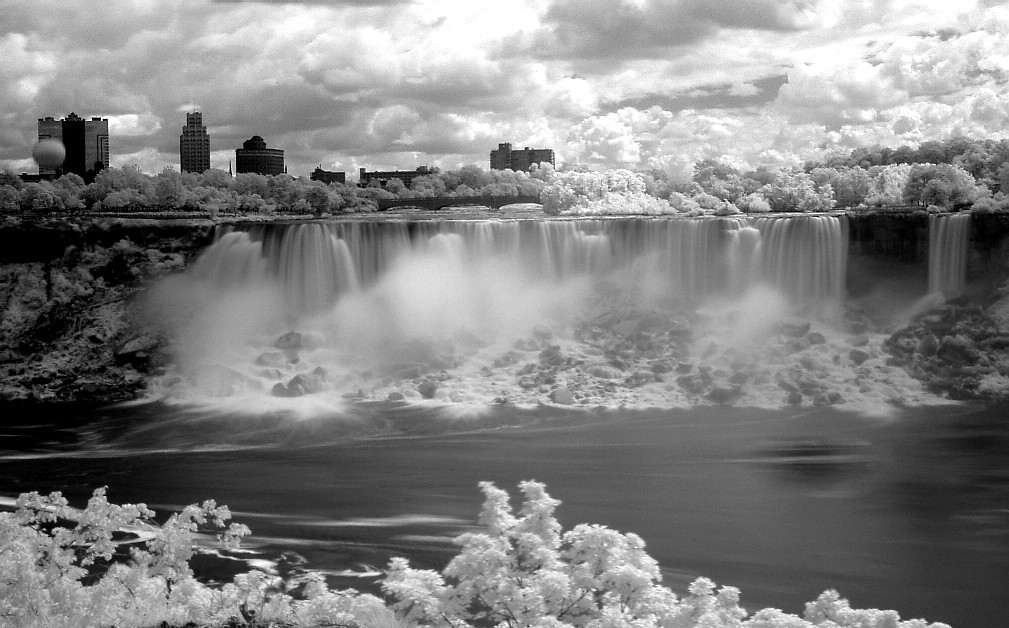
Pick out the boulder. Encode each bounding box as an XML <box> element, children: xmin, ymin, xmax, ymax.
<box><xmin>706</xmin><ymin>386</ymin><xmax>742</xmax><ymax>404</ymax></box>
<box><xmin>114</xmin><ymin>335</ymin><xmax>160</xmax><ymax>369</ymax></box>
<box><xmin>271</xmin><ymin>369</ymin><xmax>327</xmax><ymax>397</ymax></box>
<box><xmin>538</xmin><ymin>345</ymin><xmax>566</xmax><ymax>367</ymax></box>
<box><xmin>937</xmin><ymin>334</ymin><xmax>981</xmax><ymax>366</ymax></box>
<box><xmin>551</xmin><ymin>388</ymin><xmax>575</xmax><ymax>405</ymax></box>
<box><xmin>779</xmin><ymin>320</ymin><xmax>811</xmax><ymax>338</ymax></box>
<box><xmin>274</xmin><ymin>331</ymin><xmax>303</xmax><ymax>351</ymax></box>
<box><xmin>651</xmin><ymin>361</ymin><xmax>674</xmax><ymax>374</ymax></box>
<box><xmin>493</xmin><ymin>351</ymin><xmax>522</xmax><ymax>368</ymax></box>
<box><xmin>806</xmin><ymin>332</ymin><xmax>827</xmax><ymax>345</ymax></box>
<box><xmin>417</xmin><ymin>380</ymin><xmax>438</xmax><ymax>399</ymax></box>
<box><xmin>847</xmin><ymin>334</ymin><xmax>870</xmax><ymax>347</ymax></box>
<box><xmin>849</xmin><ymin>348</ymin><xmax>870</xmax><ymax>365</ymax></box>
<box><xmin>387</xmin><ymin>391</ymin><xmax>405</xmax><ymax>401</ymax></box>
<box><xmin>916</xmin><ymin>333</ymin><xmax>939</xmax><ymax>357</ymax></box>
<box><xmin>677</xmin><ymin>373</ymin><xmax>708</xmax><ymax>394</ymax></box>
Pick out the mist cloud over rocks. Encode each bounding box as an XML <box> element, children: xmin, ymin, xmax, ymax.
<box><xmin>3</xmin><ymin>1</ymin><xmax>1009</xmax><ymax>177</ymax></box>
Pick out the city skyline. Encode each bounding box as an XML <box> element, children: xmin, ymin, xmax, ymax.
<box><xmin>3</xmin><ymin>1</ymin><xmax>1009</xmax><ymax>180</ymax></box>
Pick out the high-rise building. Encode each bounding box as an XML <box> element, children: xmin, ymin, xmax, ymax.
<box><xmin>37</xmin><ymin>112</ymin><xmax>110</xmax><ymax>178</ymax></box>
<box><xmin>180</xmin><ymin>112</ymin><xmax>210</xmax><ymax>174</ymax></box>
<box><xmin>310</xmin><ymin>167</ymin><xmax>346</xmax><ymax>185</ymax></box>
<box><xmin>236</xmin><ymin>136</ymin><xmax>285</xmax><ymax>176</ymax></box>
<box><xmin>357</xmin><ymin>165</ymin><xmax>435</xmax><ymax>188</ymax></box>
<box><xmin>489</xmin><ymin>142</ymin><xmax>554</xmax><ymax>172</ymax></box>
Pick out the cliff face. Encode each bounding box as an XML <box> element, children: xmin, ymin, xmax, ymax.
<box><xmin>0</xmin><ymin>218</ymin><xmax>214</xmax><ymax>402</ymax></box>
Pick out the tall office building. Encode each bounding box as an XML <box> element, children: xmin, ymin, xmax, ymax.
<box><xmin>37</xmin><ymin>112</ymin><xmax>110</xmax><ymax>178</ymax></box>
<box><xmin>236</xmin><ymin>136</ymin><xmax>285</xmax><ymax>176</ymax></box>
<box><xmin>490</xmin><ymin>142</ymin><xmax>554</xmax><ymax>172</ymax></box>
<box><xmin>180</xmin><ymin>112</ymin><xmax>210</xmax><ymax>174</ymax></box>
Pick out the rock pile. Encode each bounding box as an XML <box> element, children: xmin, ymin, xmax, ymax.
<box><xmin>884</xmin><ymin>300</ymin><xmax>1009</xmax><ymax>399</ymax></box>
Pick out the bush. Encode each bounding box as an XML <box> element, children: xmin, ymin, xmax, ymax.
<box><xmin>0</xmin><ymin>483</ymin><xmax>951</xmax><ymax>627</ymax></box>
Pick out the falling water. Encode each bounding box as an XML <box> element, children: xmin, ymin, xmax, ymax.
<box><xmin>928</xmin><ymin>213</ymin><xmax>971</xmax><ymax>298</ymax></box>
<box><xmin>201</xmin><ymin>216</ymin><xmax>848</xmax><ymax>317</ymax></box>
<box><xmin>148</xmin><ymin>215</ymin><xmax>872</xmax><ymax>410</ymax></box>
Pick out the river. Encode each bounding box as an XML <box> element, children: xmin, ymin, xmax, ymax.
<box><xmin>2</xmin><ymin>399</ymin><xmax>1006</xmax><ymax>627</ymax></box>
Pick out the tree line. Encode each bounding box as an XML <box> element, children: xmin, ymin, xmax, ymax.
<box><xmin>4</xmin><ymin>136</ymin><xmax>1009</xmax><ymax>217</ymax></box>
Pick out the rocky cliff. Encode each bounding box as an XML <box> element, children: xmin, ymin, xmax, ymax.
<box><xmin>0</xmin><ymin>217</ymin><xmax>214</xmax><ymax>402</ymax></box>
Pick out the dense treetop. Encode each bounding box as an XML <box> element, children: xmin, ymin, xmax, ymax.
<box><xmin>4</xmin><ymin>136</ymin><xmax>1009</xmax><ymax>218</ymax></box>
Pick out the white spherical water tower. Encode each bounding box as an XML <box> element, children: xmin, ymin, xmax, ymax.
<box><xmin>32</xmin><ymin>138</ymin><xmax>66</xmax><ymax>170</ymax></box>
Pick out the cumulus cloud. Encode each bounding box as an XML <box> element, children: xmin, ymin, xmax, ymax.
<box><xmin>776</xmin><ymin>61</ymin><xmax>910</xmax><ymax>127</ymax></box>
<box><xmin>522</xmin><ymin>0</ymin><xmax>831</xmax><ymax>64</ymax></box>
<box><xmin>2</xmin><ymin>0</ymin><xmax>1009</xmax><ymax>177</ymax></box>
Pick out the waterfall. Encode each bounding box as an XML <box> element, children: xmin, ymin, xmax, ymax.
<box><xmin>190</xmin><ymin>216</ymin><xmax>850</xmax><ymax>318</ymax></box>
<box><xmin>928</xmin><ymin>213</ymin><xmax>971</xmax><ymax>298</ymax></box>
<box><xmin>150</xmin><ymin>215</ymin><xmax>863</xmax><ymax>408</ymax></box>
<box><xmin>754</xmin><ymin>215</ymin><xmax>848</xmax><ymax>307</ymax></box>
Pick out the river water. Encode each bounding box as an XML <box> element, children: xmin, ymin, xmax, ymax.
<box><xmin>1</xmin><ymin>399</ymin><xmax>1006</xmax><ymax>627</ymax></box>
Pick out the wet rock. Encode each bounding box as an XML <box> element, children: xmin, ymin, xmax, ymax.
<box><xmin>417</xmin><ymin>380</ymin><xmax>438</xmax><ymax>399</ymax></box>
<box><xmin>538</xmin><ymin>345</ymin><xmax>566</xmax><ymax>367</ymax></box>
<box><xmin>916</xmin><ymin>333</ymin><xmax>939</xmax><ymax>357</ymax></box>
<box><xmin>272</xmin><ymin>368</ymin><xmax>327</xmax><ymax>397</ymax></box>
<box><xmin>806</xmin><ymin>332</ymin><xmax>827</xmax><ymax>345</ymax></box>
<box><xmin>846</xmin><ymin>320</ymin><xmax>868</xmax><ymax>335</ymax></box>
<box><xmin>937</xmin><ymin>334</ymin><xmax>981</xmax><ymax>366</ymax></box>
<box><xmin>677</xmin><ymin>373</ymin><xmax>708</xmax><ymax>394</ymax></box>
<box><xmin>551</xmin><ymin>388</ymin><xmax>575</xmax><ymax>405</ymax></box>
<box><xmin>847</xmin><ymin>334</ymin><xmax>870</xmax><ymax>347</ymax></box>
<box><xmin>114</xmin><ymin>335</ymin><xmax>160</xmax><ymax>370</ymax></box>
<box><xmin>849</xmin><ymin>348</ymin><xmax>870</xmax><ymax>365</ymax></box>
<box><xmin>274</xmin><ymin>331</ymin><xmax>302</xmax><ymax>351</ymax></box>
<box><xmin>493</xmin><ymin>351</ymin><xmax>522</xmax><ymax>368</ymax></box>
<box><xmin>707</xmin><ymin>386</ymin><xmax>742</xmax><ymax>404</ymax></box>
<box><xmin>779</xmin><ymin>320</ymin><xmax>811</xmax><ymax>338</ymax></box>
<box><xmin>885</xmin><ymin>328</ymin><xmax>918</xmax><ymax>358</ymax></box>
<box><xmin>787</xmin><ymin>338</ymin><xmax>811</xmax><ymax>354</ymax></box>
<box><xmin>813</xmin><ymin>391</ymin><xmax>845</xmax><ymax>406</ymax></box>
<box><xmin>651</xmin><ymin>361</ymin><xmax>674</xmax><ymax>374</ymax></box>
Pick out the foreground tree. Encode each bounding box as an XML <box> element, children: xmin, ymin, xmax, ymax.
<box><xmin>384</xmin><ymin>481</ymin><xmax>950</xmax><ymax>628</ymax></box>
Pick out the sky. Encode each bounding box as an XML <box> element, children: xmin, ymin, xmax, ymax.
<box><xmin>3</xmin><ymin>0</ymin><xmax>1009</xmax><ymax>181</ymax></box>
